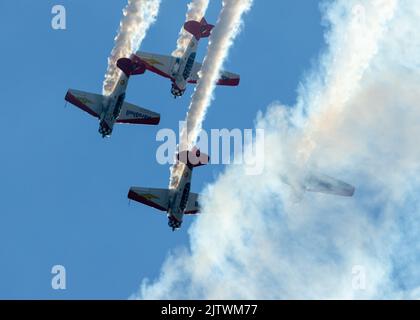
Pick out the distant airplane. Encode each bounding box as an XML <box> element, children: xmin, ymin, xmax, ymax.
<box><xmin>135</xmin><ymin>18</ymin><xmax>240</xmax><ymax>98</ymax></box>
<box><xmin>65</xmin><ymin>55</ymin><xmax>160</xmax><ymax>137</ymax></box>
<box><xmin>281</xmin><ymin>172</ymin><xmax>355</xmax><ymax>198</ymax></box>
<box><xmin>128</xmin><ymin>148</ymin><xmax>209</xmax><ymax>231</ymax></box>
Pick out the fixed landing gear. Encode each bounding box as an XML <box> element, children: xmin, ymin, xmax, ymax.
<box><xmin>98</xmin><ymin>121</ymin><xmax>112</xmax><ymax>138</ymax></box>
<box><xmin>168</xmin><ymin>216</ymin><xmax>182</xmax><ymax>231</ymax></box>
<box><xmin>171</xmin><ymin>85</ymin><xmax>185</xmax><ymax>98</ymax></box>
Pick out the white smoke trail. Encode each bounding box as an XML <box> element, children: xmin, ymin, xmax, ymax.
<box><xmin>172</xmin><ymin>0</ymin><xmax>210</xmax><ymax>58</ymax></box>
<box><xmin>103</xmin><ymin>0</ymin><xmax>161</xmax><ymax>95</ymax></box>
<box><xmin>293</xmin><ymin>0</ymin><xmax>397</xmax><ymax>165</ymax></box>
<box><xmin>134</xmin><ymin>0</ymin><xmax>420</xmax><ymax>299</ymax></box>
<box><xmin>170</xmin><ymin>0</ymin><xmax>253</xmax><ymax>188</ymax></box>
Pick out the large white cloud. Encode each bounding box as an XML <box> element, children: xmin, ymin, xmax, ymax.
<box><xmin>136</xmin><ymin>0</ymin><xmax>420</xmax><ymax>299</ymax></box>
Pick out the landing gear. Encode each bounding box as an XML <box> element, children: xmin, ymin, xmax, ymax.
<box><xmin>171</xmin><ymin>84</ymin><xmax>185</xmax><ymax>98</ymax></box>
<box><xmin>98</xmin><ymin>121</ymin><xmax>112</xmax><ymax>138</ymax></box>
<box><xmin>168</xmin><ymin>216</ymin><xmax>182</xmax><ymax>231</ymax></box>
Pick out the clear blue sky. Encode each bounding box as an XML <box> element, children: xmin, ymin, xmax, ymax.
<box><xmin>0</xmin><ymin>0</ymin><xmax>324</xmax><ymax>298</ymax></box>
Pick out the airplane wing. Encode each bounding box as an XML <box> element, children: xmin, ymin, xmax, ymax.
<box><xmin>135</xmin><ymin>51</ymin><xmax>176</xmax><ymax>79</ymax></box>
<box><xmin>116</xmin><ymin>102</ymin><xmax>160</xmax><ymax>125</ymax></box>
<box><xmin>188</xmin><ymin>62</ymin><xmax>240</xmax><ymax>86</ymax></box>
<box><xmin>303</xmin><ymin>173</ymin><xmax>355</xmax><ymax>197</ymax></box>
<box><xmin>65</xmin><ymin>89</ymin><xmax>104</xmax><ymax>118</ymax></box>
<box><xmin>128</xmin><ymin>187</ymin><xmax>170</xmax><ymax>212</ymax></box>
<box><xmin>185</xmin><ymin>192</ymin><xmax>200</xmax><ymax>214</ymax></box>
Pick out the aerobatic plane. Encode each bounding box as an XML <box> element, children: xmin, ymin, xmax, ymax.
<box><xmin>135</xmin><ymin>18</ymin><xmax>240</xmax><ymax>98</ymax></box>
<box><xmin>128</xmin><ymin>148</ymin><xmax>209</xmax><ymax>231</ymax></box>
<box><xmin>281</xmin><ymin>172</ymin><xmax>355</xmax><ymax>198</ymax></box>
<box><xmin>65</xmin><ymin>55</ymin><xmax>160</xmax><ymax>137</ymax></box>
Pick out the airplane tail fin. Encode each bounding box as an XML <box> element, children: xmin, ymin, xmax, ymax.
<box><xmin>177</xmin><ymin>147</ymin><xmax>210</xmax><ymax>169</ymax></box>
<box><xmin>184</xmin><ymin>17</ymin><xmax>214</xmax><ymax>40</ymax></box>
<box><xmin>117</xmin><ymin>55</ymin><xmax>146</xmax><ymax>77</ymax></box>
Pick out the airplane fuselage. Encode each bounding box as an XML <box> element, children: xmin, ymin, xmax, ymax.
<box><xmin>99</xmin><ymin>72</ymin><xmax>130</xmax><ymax>137</ymax></box>
<box><xmin>167</xmin><ymin>164</ymin><xmax>193</xmax><ymax>229</ymax></box>
<box><xmin>170</xmin><ymin>36</ymin><xmax>199</xmax><ymax>97</ymax></box>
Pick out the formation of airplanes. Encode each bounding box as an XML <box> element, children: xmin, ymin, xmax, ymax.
<box><xmin>65</xmin><ymin>17</ymin><xmax>355</xmax><ymax>231</ymax></box>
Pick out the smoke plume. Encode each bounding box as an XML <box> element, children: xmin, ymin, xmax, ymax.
<box><xmin>103</xmin><ymin>0</ymin><xmax>161</xmax><ymax>95</ymax></box>
<box><xmin>170</xmin><ymin>0</ymin><xmax>253</xmax><ymax>188</ymax></box>
<box><xmin>172</xmin><ymin>0</ymin><xmax>210</xmax><ymax>58</ymax></box>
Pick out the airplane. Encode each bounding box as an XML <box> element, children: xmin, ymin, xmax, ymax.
<box><xmin>281</xmin><ymin>172</ymin><xmax>355</xmax><ymax>198</ymax></box>
<box><xmin>127</xmin><ymin>148</ymin><xmax>209</xmax><ymax>231</ymax></box>
<box><xmin>134</xmin><ymin>17</ymin><xmax>240</xmax><ymax>98</ymax></box>
<box><xmin>65</xmin><ymin>55</ymin><xmax>161</xmax><ymax>137</ymax></box>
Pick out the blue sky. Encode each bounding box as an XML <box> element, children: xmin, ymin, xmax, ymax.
<box><xmin>0</xmin><ymin>0</ymin><xmax>324</xmax><ymax>299</ymax></box>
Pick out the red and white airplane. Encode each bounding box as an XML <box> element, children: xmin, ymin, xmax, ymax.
<box><xmin>65</xmin><ymin>55</ymin><xmax>160</xmax><ymax>137</ymax></box>
<box><xmin>135</xmin><ymin>18</ymin><xmax>240</xmax><ymax>98</ymax></box>
<box><xmin>128</xmin><ymin>148</ymin><xmax>209</xmax><ymax>231</ymax></box>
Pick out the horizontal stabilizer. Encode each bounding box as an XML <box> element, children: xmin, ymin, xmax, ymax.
<box><xmin>177</xmin><ymin>148</ymin><xmax>210</xmax><ymax>169</ymax></box>
<box><xmin>117</xmin><ymin>56</ymin><xmax>146</xmax><ymax>76</ymax></box>
<box><xmin>184</xmin><ymin>18</ymin><xmax>214</xmax><ymax>40</ymax></box>
<box><xmin>65</xmin><ymin>89</ymin><xmax>104</xmax><ymax>118</ymax></box>
<box><xmin>128</xmin><ymin>187</ymin><xmax>170</xmax><ymax>212</ymax></box>
<box><xmin>303</xmin><ymin>173</ymin><xmax>355</xmax><ymax>197</ymax></box>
